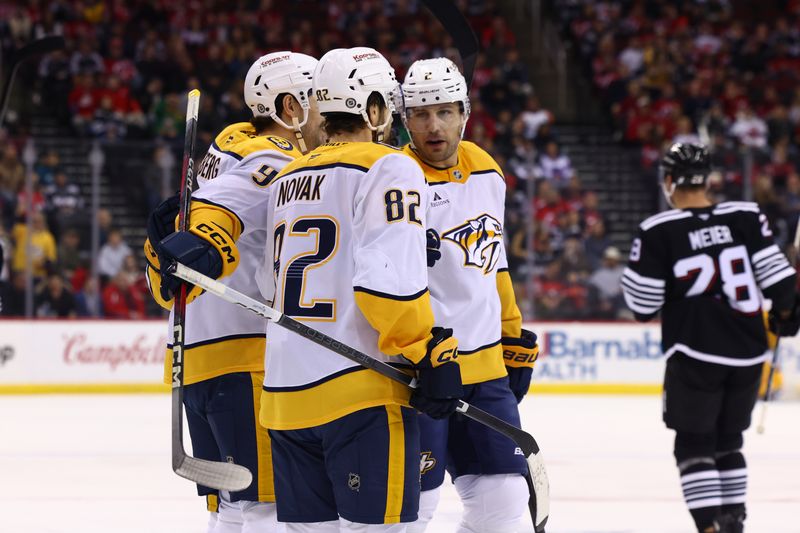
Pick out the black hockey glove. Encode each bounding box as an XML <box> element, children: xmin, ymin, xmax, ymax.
<box><xmin>502</xmin><ymin>329</ymin><xmax>539</xmax><ymax>403</ymax></box>
<box><xmin>769</xmin><ymin>293</ymin><xmax>800</xmax><ymax>337</ymax></box>
<box><xmin>147</xmin><ymin>193</ymin><xmax>180</xmax><ymax>249</ymax></box>
<box><xmin>157</xmin><ymin>231</ymin><xmax>222</xmax><ymax>302</ymax></box>
<box><xmin>410</xmin><ymin>327</ymin><xmax>463</xmax><ymax>419</ymax></box>
<box><xmin>426</xmin><ymin>228</ymin><xmax>442</xmax><ymax>267</ymax></box>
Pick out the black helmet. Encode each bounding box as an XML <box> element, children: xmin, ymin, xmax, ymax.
<box><xmin>660</xmin><ymin>142</ymin><xmax>710</xmax><ymax>187</ymax></box>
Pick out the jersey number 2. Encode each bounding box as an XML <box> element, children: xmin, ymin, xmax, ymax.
<box><xmin>273</xmin><ymin>217</ymin><xmax>338</xmax><ymax>320</ymax></box>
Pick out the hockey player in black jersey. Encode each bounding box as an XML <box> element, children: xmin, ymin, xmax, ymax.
<box><xmin>621</xmin><ymin>142</ymin><xmax>800</xmax><ymax>533</ymax></box>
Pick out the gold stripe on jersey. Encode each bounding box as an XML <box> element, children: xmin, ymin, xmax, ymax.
<box><xmin>212</xmin><ymin>122</ymin><xmax>302</xmax><ymax>160</ymax></box>
<box><xmin>402</xmin><ymin>141</ymin><xmax>504</xmax><ymax>184</ymax></box>
<box><xmin>260</xmin><ymin>367</ymin><xmax>412</xmax><ymax>430</ymax></box>
<box><xmin>497</xmin><ymin>269</ymin><xmax>522</xmax><ymax>338</ymax></box>
<box><xmin>458</xmin><ymin>342</ymin><xmax>508</xmax><ymax>385</ymax></box>
<box><xmin>277</xmin><ymin>141</ymin><xmax>404</xmax><ymax>178</ymax></box>
<box><xmin>384</xmin><ymin>405</ymin><xmax>405</xmax><ymax>523</ymax></box>
<box><xmin>162</xmin><ymin>335</ymin><xmax>265</xmax><ymax>386</ymax></box>
<box><xmin>353</xmin><ymin>287</ymin><xmax>434</xmax><ymax>365</ymax></box>
<box><xmin>249</xmin><ymin>372</ymin><xmax>276</xmax><ymax>502</ymax></box>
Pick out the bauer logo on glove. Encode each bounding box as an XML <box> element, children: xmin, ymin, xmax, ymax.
<box><xmin>501</xmin><ymin>329</ymin><xmax>539</xmax><ymax>368</ymax></box>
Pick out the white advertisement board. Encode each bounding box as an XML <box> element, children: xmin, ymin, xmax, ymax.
<box><xmin>0</xmin><ymin>320</ymin><xmax>168</xmax><ymax>392</ymax></box>
<box><xmin>1</xmin><ymin>320</ymin><xmax>798</xmax><ymax>396</ymax></box>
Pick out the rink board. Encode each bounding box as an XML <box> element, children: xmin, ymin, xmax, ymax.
<box><xmin>1</xmin><ymin>320</ymin><xmax>799</xmax><ymax>396</ymax></box>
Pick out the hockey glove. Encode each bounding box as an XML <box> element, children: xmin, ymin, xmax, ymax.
<box><xmin>426</xmin><ymin>228</ymin><xmax>442</xmax><ymax>267</ymax></box>
<box><xmin>410</xmin><ymin>327</ymin><xmax>463</xmax><ymax>419</ymax></box>
<box><xmin>147</xmin><ymin>193</ymin><xmax>180</xmax><ymax>248</ymax></box>
<box><xmin>144</xmin><ymin>193</ymin><xmax>180</xmax><ymax>273</ymax></box>
<box><xmin>769</xmin><ymin>293</ymin><xmax>800</xmax><ymax>337</ymax></box>
<box><xmin>502</xmin><ymin>329</ymin><xmax>539</xmax><ymax>403</ymax></box>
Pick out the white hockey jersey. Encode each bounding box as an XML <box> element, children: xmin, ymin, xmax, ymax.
<box><xmin>157</xmin><ymin>123</ymin><xmax>301</xmax><ymax>385</ymax></box>
<box><xmin>404</xmin><ymin>141</ymin><xmax>523</xmax><ymax>385</ymax></box>
<box><xmin>259</xmin><ymin>142</ymin><xmax>438</xmax><ymax>430</ymax></box>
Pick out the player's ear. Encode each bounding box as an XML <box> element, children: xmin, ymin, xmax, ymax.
<box><xmin>282</xmin><ymin>93</ymin><xmax>299</xmax><ymax>118</ymax></box>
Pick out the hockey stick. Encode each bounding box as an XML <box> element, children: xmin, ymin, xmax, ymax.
<box><xmin>0</xmin><ymin>35</ymin><xmax>65</xmax><ymax>127</ymax></box>
<box><xmin>756</xmin><ymin>219</ymin><xmax>800</xmax><ymax>433</ymax></box>
<box><xmin>167</xmin><ymin>262</ymin><xmax>550</xmax><ymax>532</ymax></box>
<box><xmin>420</xmin><ymin>0</ymin><xmax>480</xmax><ymax>86</ymax></box>
<box><xmin>169</xmin><ymin>90</ymin><xmax>252</xmax><ymax>492</ymax></box>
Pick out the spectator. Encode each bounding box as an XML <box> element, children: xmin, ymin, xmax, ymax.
<box><xmin>520</xmin><ymin>95</ymin><xmax>552</xmax><ymax>141</ymax></box>
<box><xmin>57</xmin><ymin>229</ymin><xmax>83</xmax><ymax>280</ymax></box>
<box><xmin>75</xmin><ymin>276</ymin><xmax>103</xmax><ymax>317</ymax></box>
<box><xmin>44</xmin><ymin>171</ymin><xmax>84</xmax><ymax>237</ymax></box>
<box><xmin>11</xmin><ymin>211</ymin><xmax>57</xmax><ymax>280</ymax></box>
<box><xmin>96</xmin><ymin>208</ymin><xmax>113</xmax><ymax>245</ymax></box>
<box><xmin>584</xmin><ymin>219</ymin><xmax>612</xmax><ymax>271</ymax></box>
<box><xmin>536</xmin><ymin>141</ymin><xmax>575</xmax><ymax>187</ymax></box>
<box><xmin>0</xmin><ymin>225</ymin><xmax>10</xmax><ymax>281</ymax></box>
<box><xmin>35</xmin><ymin>273</ymin><xmax>76</xmax><ymax>318</ymax></box>
<box><xmin>34</xmin><ymin>150</ymin><xmax>60</xmax><ymax>187</ymax></box>
<box><xmin>0</xmin><ymin>271</ymin><xmax>26</xmax><ymax>316</ymax></box>
<box><xmin>729</xmin><ymin>104</ymin><xmax>768</xmax><ymax>149</ymax></box>
<box><xmin>70</xmin><ymin>39</ymin><xmax>105</xmax><ymax>76</ymax></box>
<box><xmin>0</xmin><ymin>145</ymin><xmax>25</xmax><ymax>214</ymax></box>
<box><xmin>102</xmin><ymin>271</ymin><xmax>145</xmax><ymax>319</ymax></box>
<box><xmin>588</xmin><ymin>246</ymin><xmax>626</xmax><ymax>318</ymax></box>
<box><xmin>97</xmin><ymin>229</ymin><xmax>131</xmax><ymax>280</ymax></box>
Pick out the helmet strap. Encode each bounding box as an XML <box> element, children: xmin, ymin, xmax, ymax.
<box><xmin>661</xmin><ymin>181</ymin><xmax>677</xmax><ymax>208</ymax></box>
<box><xmin>292</xmin><ymin>116</ymin><xmax>308</xmax><ymax>153</ymax></box>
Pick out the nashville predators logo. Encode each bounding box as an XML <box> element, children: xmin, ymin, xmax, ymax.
<box><xmin>420</xmin><ymin>451</ymin><xmax>436</xmax><ymax>475</ymax></box>
<box><xmin>442</xmin><ymin>213</ymin><xmax>503</xmax><ymax>274</ymax></box>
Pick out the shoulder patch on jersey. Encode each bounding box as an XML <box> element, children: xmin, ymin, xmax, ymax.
<box><xmin>640</xmin><ymin>209</ymin><xmax>692</xmax><ymax>231</ymax></box>
<box><xmin>267</xmin><ymin>136</ymin><xmax>295</xmax><ymax>151</ymax></box>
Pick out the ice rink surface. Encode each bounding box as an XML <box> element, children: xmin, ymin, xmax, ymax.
<box><xmin>1</xmin><ymin>393</ymin><xmax>798</xmax><ymax>533</ymax></box>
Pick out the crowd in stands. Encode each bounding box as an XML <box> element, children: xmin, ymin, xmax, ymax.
<box><xmin>555</xmin><ymin>0</ymin><xmax>800</xmax><ymax>252</ymax></box>
<box><xmin>0</xmin><ymin>0</ymin><xmax>628</xmax><ymax>320</ymax></box>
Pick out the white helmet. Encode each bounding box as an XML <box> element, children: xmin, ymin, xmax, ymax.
<box><xmin>402</xmin><ymin>57</ymin><xmax>470</xmax><ymax>116</ymax></box>
<box><xmin>313</xmin><ymin>47</ymin><xmax>401</xmax><ymax>137</ymax></box>
<box><xmin>244</xmin><ymin>51</ymin><xmax>317</xmax><ymax>132</ymax></box>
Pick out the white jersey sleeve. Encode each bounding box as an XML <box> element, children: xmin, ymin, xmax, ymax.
<box><xmin>352</xmin><ymin>153</ymin><xmax>429</xmax><ymax>297</ymax></box>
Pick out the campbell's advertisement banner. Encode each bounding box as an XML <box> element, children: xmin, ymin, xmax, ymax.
<box><xmin>1</xmin><ymin>320</ymin><xmax>798</xmax><ymax>395</ymax></box>
<box><xmin>0</xmin><ymin>320</ymin><xmax>166</xmax><ymax>386</ymax></box>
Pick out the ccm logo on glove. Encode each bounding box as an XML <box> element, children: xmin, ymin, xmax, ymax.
<box><xmin>195</xmin><ymin>223</ymin><xmax>236</xmax><ymax>264</ymax></box>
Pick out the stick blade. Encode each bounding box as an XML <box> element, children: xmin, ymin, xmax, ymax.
<box><xmin>526</xmin><ymin>452</ymin><xmax>550</xmax><ymax>532</ymax></box>
<box><xmin>420</xmin><ymin>0</ymin><xmax>479</xmax><ymax>85</ymax></box>
<box><xmin>174</xmin><ymin>454</ymin><xmax>253</xmax><ymax>492</ymax></box>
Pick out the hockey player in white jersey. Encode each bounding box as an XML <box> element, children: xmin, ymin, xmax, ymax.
<box><xmin>144</xmin><ymin>51</ymin><xmax>321</xmax><ymax>533</ymax></box>
<box><xmin>259</xmin><ymin>47</ymin><xmax>462</xmax><ymax>532</ymax></box>
<box><xmin>401</xmin><ymin>58</ymin><xmax>539</xmax><ymax>533</ymax></box>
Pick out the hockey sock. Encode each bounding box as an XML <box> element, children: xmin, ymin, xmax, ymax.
<box><xmin>715</xmin><ymin>450</ymin><xmax>747</xmax><ymax>521</ymax></box>
<box><xmin>678</xmin><ymin>457</ymin><xmax>721</xmax><ymax>532</ymax></box>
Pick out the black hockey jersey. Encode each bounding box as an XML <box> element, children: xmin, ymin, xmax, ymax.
<box><xmin>622</xmin><ymin>201</ymin><xmax>796</xmax><ymax>366</ymax></box>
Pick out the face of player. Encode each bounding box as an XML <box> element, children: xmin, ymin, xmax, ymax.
<box><xmin>300</xmin><ymin>91</ymin><xmax>324</xmax><ymax>150</ymax></box>
<box><xmin>405</xmin><ymin>102</ymin><xmax>464</xmax><ymax>167</ymax></box>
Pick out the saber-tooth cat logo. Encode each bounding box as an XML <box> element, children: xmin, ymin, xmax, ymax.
<box><xmin>442</xmin><ymin>213</ymin><xmax>503</xmax><ymax>274</ymax></box>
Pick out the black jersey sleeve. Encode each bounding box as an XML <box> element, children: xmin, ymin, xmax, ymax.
<box><xmin>743</xmin><ymin>209</ymin><xmax>797</xmax><ymax>313</ymax></box>
<box><xmin>621</xmin><ymin>226</ymin><xmax>668</xmax><ymax>321</ymax></box>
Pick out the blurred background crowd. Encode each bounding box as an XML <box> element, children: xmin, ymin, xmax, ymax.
<box><xmin>1</xmin><ymin>0</ymin><xmax>797</xmax><ymax>321</ymax></box>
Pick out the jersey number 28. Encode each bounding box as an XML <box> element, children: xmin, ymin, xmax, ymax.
<box><xmin>673</xmin><ymin>244</ymin><xmax>760</xmax><ymax>314</ymax></box>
